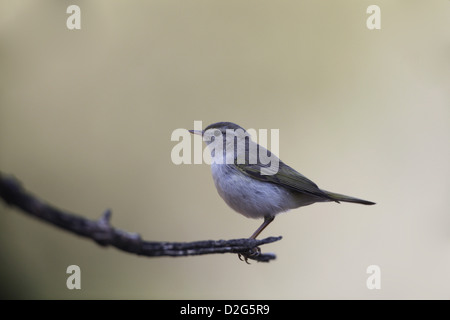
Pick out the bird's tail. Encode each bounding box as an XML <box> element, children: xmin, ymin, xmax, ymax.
<box><xmin>322</xmin><ymin>190</ymin><xmax>375</xmax><ymax>205</ymax></box>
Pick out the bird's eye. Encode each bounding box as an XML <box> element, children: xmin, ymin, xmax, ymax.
<box><xmin>214</xmin><ymin>130</ymin><xmax>221</xmax><ymax>137</ymax></box>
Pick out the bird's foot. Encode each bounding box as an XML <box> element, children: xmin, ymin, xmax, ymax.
<box><xmin>238</xmin><ymin>246</ymin><xmax>261</xmax><ymax>264</ymax></box>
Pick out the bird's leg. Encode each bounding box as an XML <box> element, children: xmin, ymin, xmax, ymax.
<box><xmin>239</xmin><ymin>216</ymin><xmax>275</xmax><ymax>263</ymax></box>
<box><xmin>249</xmin><ymin>216</ymin><xmax>275</xmax><ymax>240</ymax></box>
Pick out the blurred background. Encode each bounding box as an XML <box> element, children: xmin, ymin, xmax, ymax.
<box><xmin>0</xmin><ymin>0</ymin><xmax>449</xmax><ymax>299</ymax></box>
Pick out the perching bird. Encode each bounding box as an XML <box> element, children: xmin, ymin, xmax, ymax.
<box><xmin>189</xmin><ymin>122</ymin><xmax>375</xmax><ymax>261</ymax></box>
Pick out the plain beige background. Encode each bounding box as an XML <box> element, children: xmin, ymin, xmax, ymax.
<box><xmin>0</xmin><ymin>1</ymin><xmax>449</xmax><ymax>299</ymax></box>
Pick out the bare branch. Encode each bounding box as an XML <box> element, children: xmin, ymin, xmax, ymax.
<box><xmin>0</xmin><ymin>173</ymin><xmax>281</xmax><ymax>262</ymax></box>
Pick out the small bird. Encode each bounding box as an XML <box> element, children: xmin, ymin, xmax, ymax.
<box><xmin>189</xmin><ymin>122</ymin><xmax>375</xmax><ymax>261</ymax></box>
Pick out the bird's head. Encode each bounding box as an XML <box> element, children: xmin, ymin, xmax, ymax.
<box><xmin>189</xmin><ymin>122</ymin><xmax>250</xmax><ymax>147</ymax></box>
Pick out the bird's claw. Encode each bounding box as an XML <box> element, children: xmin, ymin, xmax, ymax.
<box><xmin>238</xmin><ymin>246</ymin><xmax>261</xmax><ymax>264</ymax></box>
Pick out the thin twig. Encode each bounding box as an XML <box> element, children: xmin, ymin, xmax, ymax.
<box><xmin>0</xmin><ymin>173</ymin><xmax>281</xmax><ymax>262</ymax></box>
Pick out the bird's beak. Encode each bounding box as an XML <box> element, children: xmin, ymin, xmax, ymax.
<box><xmin>189</xmin><ymin>129</ymin><xmax>204</xmax><ymax>136</ymax></box>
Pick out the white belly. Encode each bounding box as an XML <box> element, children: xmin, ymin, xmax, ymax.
<box><xmin>211</xmin><ymin>164</ymin><xmax>306</xmax><ymax>219</ymax></box>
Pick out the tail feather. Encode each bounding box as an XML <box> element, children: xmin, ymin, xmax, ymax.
<box><xmin>322</xmin><ymin>190</ymin><xmax>375</xmax><ymax>205</ymax></box>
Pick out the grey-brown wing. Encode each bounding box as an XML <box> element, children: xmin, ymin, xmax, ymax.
<box><xmin>235</xmin><ymin>160</ymin><xmax>338</xmax><ymax>202</ymax></box>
